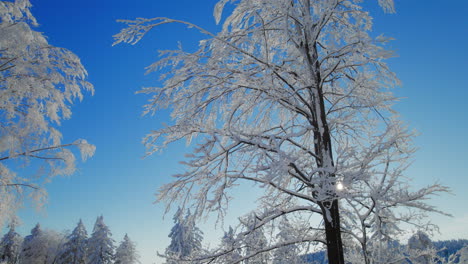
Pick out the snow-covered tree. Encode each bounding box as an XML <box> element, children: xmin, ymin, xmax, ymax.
<box><xmin>456</xmin><ymin>245</ymin><xmax>468</xmax><ymax>264</ymax></box>
<box><xmin>0</xmin><ymin>0</ymin><xmax>95</xmax><ymax>227</ymax></box>
<box><xmin>114</xmin><ymin>0</ymin><xmax>449</xmax><ymax>263</ymax></box>
<box><xmin>213</xmin><ymin>226</ymin><xmax>242</xmax><ymax>263</ymax></box>
<box><xmin>239</xmin><ymin>213</ymin><xmax>270</xmax><ymax>264</ymax></box>
<box><xmin>18</xmin><ymin>224</ymin><xmax>65</xmax><ymax>264</ymax></box>
<box><xmin>163</xmin><ymin>208</ymin><xmax>203</xmax><ymax>263</ymax></box>
<box><xmin>435</xmin><ymin>239</ymin><xmax>468</xmax><ymax>262</ymax></box>
<box><xmin>87</xmin><ymin>216</ymin><xmax>115</xmax><ymax>264</ymax></box>
<box><xmin>273</xmin><ymin>217</ymin><xmax>302</xmax><ymax>264</ymax></box>
<box><xmin>407</xmin><ymin>231</ymin><xmax>436</xmax><ymax>264</ymax></box>
<box><xmin>359</xmin><ymin>238</ymin><xmax>403</xmax><ymax>264</ymax></box>
<box><xmin>43</xmin><ymin>229</ymin><xmax>66</xmax><ymax>264</ymax></box>
<box><xmin>0</xmin><ymin>221</ymin><xmax>22</xmax><ymax>264</ymax></box>
<box><xmin>114</xmin><ymin>234</ymin><xmax>140</xmax><ymax>264</ymax></box>
<box><xmin>57</xmin><ymin>219</ymin><xmax>88</xmax><ymax>264</ymax></box>
<box><xmin>18</xmin><ymin>223</ymin><xmax>46</xmax><ymax>264</ymax></box>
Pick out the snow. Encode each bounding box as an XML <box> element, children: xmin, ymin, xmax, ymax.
<box><xmin>0</xmin><ymin>0</ymin><xmax>94</xmax><ymax>228</ymax></box>
<box><xmin>114</xmin><ymin>0</ymin><xmax>451</xmax><ymax>262</ymax></box>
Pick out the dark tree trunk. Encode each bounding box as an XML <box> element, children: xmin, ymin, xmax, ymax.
<box><xmin>320</xmin><ymin>200</ymin><xmax>345</xmax><ymax>264</ymax></box>
<box><xmin>315</xmin><ymin>83</ymin><xmax>345</xmax><ymax>264</ymax></box>
<box><xmin>306</xmin><ymin>36</ymin><xmax>345</xmax><ymax>264</ymax></box>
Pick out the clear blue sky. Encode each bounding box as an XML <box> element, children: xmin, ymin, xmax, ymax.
<box><xmin>12</xmin><ymin>0</ymin><xmax>468</xmax><ymax>263</ymax></box>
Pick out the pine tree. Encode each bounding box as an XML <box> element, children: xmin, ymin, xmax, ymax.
<box><xmin>0</xmin><ymin>222</ymin><xmax>22</xmax><ymax>264</ymax></box>
<box><xmin>57</xmin><ymin>219</ymin><xmax>88</xmax><ymax>264</ymax></box>
<box><xmin>19</xmin><ymin>224</ymin><xmax>47</xmax><ymax>264</ymax></box>
<box><xmin>241</xmin><ymin>214</ymin><xmax>269</xmax><ymax>264</ymax></box>
<box><xmin>114</xmin><ymin>234</ymin><xmax>140</xmax><ymax>264</ymax></box>
<box><xmin>408</xmin><ymin>231</ymin><xmax>435</xmax><ymax>264</ymax></box>
<box><xmin>273</xmin><ymin>218</ymin><xmax>302</xmax><ymax>264</ymax></box>
<box><xmin>216</xmin><ymin>226</ymin><xmax>241</xmax><ymax>263</ymax></box>
<box><xmin>18</xmin><ymin>224</ymin><xmax>65</xmax><ymax>264</ymax></box>
<box><xmin>456</xmin><ymin>245</ymin><xmax>468</xmax><ymax>264</ymax></box>
<box><xmin>87</xmin><ymin>216</ymin><xmax>115</xmax><ymax>264</ymax></box>
<box><xmin>164</xmin><ymin>208</ymin><xmax>203</xmax><ymax>263</ymax></box>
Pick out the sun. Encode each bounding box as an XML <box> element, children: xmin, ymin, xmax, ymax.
<box><xmin>336</xmin><ymin>182</ymin><xmax>344</xmax><ymax>191</ymax></box>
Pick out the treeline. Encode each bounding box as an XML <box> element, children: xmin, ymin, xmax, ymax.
<box><xmin>304</xmin><ymin>234</ymin><xmax>468</xmax><ymax>264</ymax></box>
<box><xmin>0</xmin><ymin>216</ymin><xmax>139</xmax><ymax>264</ymax></box>
<box><xmin>162</xmin><ymin>208</ymin><xmax>468</xmax><ymax>264</ymax></box>
<box><xmin>434</xmin><ymin>239</ymin><xmax>468</xmax><ymax>262</ymax></box>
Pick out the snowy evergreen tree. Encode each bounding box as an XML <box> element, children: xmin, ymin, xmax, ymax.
<box><xmin>87</xmin><ymin>216</ymin><xmax>115</xmax><ymax>264</ymax></box>
<box><xmin>361</xmin><ymin>238</ymin><xmax>404</xmax><ymax>264</ymax></box>
<box><xmin>435</xmin><ymin>239</ymin><xmax>468</xmax><ymax>262</ymax></box>
<box><xmin>57</xmin><ymin>219</ymin><xmax>88</xmax><ymax>264</ymax></box>
<box><xmin>273</xmin><ymin>217</ymin><xmax>302</xmax><ymax>264</ymax></box>
<box><xmin>0</xmin><ymin>0</ymin><xmax>95</xmax><ymax>228</ymax></box>
<box><xmin>456</xmin><ymin>245</ymin><xmax>468</xmax><ymax>264</ymax></box>
<box><xmin>17</xmin><ymin>224</ymin><xmax>64</xmax><ymax>264</ymax></box>
<box><xmin>164</xmin><ymin>208</ymin><xmax>203</xmax><ymax>263</ymax></box>
<box><xmin>114</xmin><ymin>234</ymin><xmax>140</xmax><ymax>264</ymax></box>
<box><xmin>409</xmin><ymin>231</ymin><xmax>433</xmax><ymax>251</ymax></box>
<box><xmin>19</xmin><ymin>223</ymin><xmax>47</xmax><ymax>264</ymax></box>
<box><xmin>214</xmin><ymin>226</ymin><xmax>242</xmax><ymax>263</ymax></box>
<box><xmin>42</xmin><ymin>229</ymin><xmax>66</xmax><ymax>264</ymax></box>
<box><xmin>0</xmin><ymin>222</ymin><xmax>22</xmax><ymax>264</ymax></box>
<box><xmin>240</xmin><ymin>214</ymin><xmax>270</xmax><ymax>264</ymax></box>
<box><xmin>115</xmin><ymin>0</ymin><xmax>449</xmax><ymax>263</ymax></box>
<box><xmin>408</xmin><ymin>231</ymin><xmax>436</xmax><ymax>264</ymax></box>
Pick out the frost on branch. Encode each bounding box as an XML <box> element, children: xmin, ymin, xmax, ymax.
<box><xmin>115</xmin><ymin>0</ymin><xmax>449</xmax><ymax>263</ymax></box>
<box><xmin>0</xmin><ymin>0</ymin><xmax>94</xmax><ymax>228</ymax></box>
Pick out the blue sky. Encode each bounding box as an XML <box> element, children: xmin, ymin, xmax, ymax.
<box><xmin>12</xmin><ymin>0</ymin><xmax>468</xmax><ymax>263</ymax></box>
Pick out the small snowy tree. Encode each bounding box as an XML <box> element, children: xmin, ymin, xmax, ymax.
<box><xmin>456</xmin><ymin>245</ymin><xmax>468</xmax><ymax>264</ymax></box>
<box><xmin>163</xmin><ymin>208</ymin><xmax>203</xmax><ymax>263</ymax></box>
<box><xmin>358</xmin><ymin>238</ymin><xmax>404</xmax><ymax>264</ymax></box>
<box><xmin>213</xmin><ymin>226</ymin><xmax>242</xmax><ymax>263</ymax></box>
<box><xmin>18</xmin><ymin>224</ymin><xmax>64</xmax><ymax>264</ymax></box>
<box><xmin>114</xmin><ymin>0</ymin><xmax>450</xmax><ymax>263</ymax></box>
<box><xmin>43</xmin><ymin>229</ymin><xmax>66</xmax><ymax>264</ymax></box>
<box><xmin>240</xmin><ymin>213</ymin><xmax>270</xmax><ymax>264</ymax></box>
<box><xmin>407</xmin><ymin>231</ymin><xmax>437</xmax><ymax>264</ymax></box>
<box><xmin>0</xmin><ymin>0</ymin><xmax>95</xmax><ymax>227</ymax></box>
<box><xmin>0</xmin><ymin>221</ymin><xmax>22</xmax><ymax>264</ymax></box>
<box><xmin>87</xmin><ymin>216</ymin><xmax>115</xmax><ymax>264</ymax></box>
<box><xmin>57</xmin><ymin>219</ymin><xmax>88</xmax><ymax>264</ymax></box>
<box><xmin>273</xmin><ymin>217</ymin><xmax>302</xmax><ymax>264</ymax></box>
<box><xmin>18</xmin><ymin>223</ymin><xmax>46</xmax><ymax>264</ymax></box>
<box><xmin>114</xmin><ymin>234</ymin><xmax>140</xmax><ymax>264</ymax></box>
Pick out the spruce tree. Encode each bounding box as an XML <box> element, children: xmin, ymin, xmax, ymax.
<box><xmin>217</xmin><ymin>226</ymin><xmax>241</xmax><ymax>263</ymax></box>
<box><xmin>57</xmin><ymin>219</ymin><xmax>88</xmax><ymax>264</ymax></box>
<box><xmin>87</xmin><ymin>216</ymin><xmax>115</xmax><ymax>264</ymax></box>
<box><xmin>0</xmin><ymin>222</ymin><xmax>22</xmax><ymax>264</ymax></box>
<box><xmin>114</xmin><ymin>234</ymin><xmax>140</xmax><ymax>264</ymax></box>
<box><xmin>164</xmin><ymin>208</ymin><xmax>203</xmax><ymax>263</ymax></box>
<box><xmin>273</xmin><ymin>218</ymin><xmax>301</xmax><ymax>264</ymax></box>
<box><xmin>241</xmin><ymin>214</ymin><xmax>269</xmax><ymax>264</ymax></box>
<box><xmin>19</xmin><ymin>223</ymin><xmax>47</xmax><ymax>264</ymax></box>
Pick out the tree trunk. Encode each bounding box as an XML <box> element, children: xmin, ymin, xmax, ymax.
<box><xmin>307</xmin><ymin>36</ymin><xmax>345</xmax><ymax>264</ymax></box>
<box><xmin>320</xmin><ymin>200</ymin><xmax>345</xmax><ymax>264</ymax></box>
<box><xmin>315</xmin><ymin>99</ymin><xmax>345</xmax><ymax>264</ymax></box>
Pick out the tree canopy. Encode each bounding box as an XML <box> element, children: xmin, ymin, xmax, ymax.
<box><xmin>0</xmin><ymin>0</ymin><xmax>95</xmax><ymax>227</ymax></box>
<box><xmin>115</xmin><ymin>0</ymin><xmax>449</xmax><ymax>263</ymax></box>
